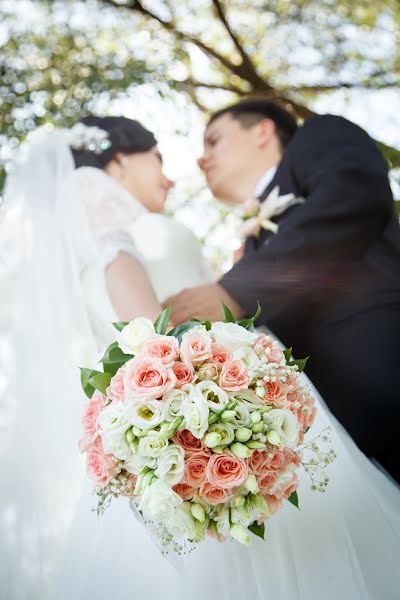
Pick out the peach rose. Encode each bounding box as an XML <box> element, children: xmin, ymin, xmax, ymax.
<box><xmin>261</xmin><ymin>380</ymin><xmax>288</xmax><ymax>408</ymax></box>
<box><xmin>174</xmin><ymin>429</ymin><xmax>210</xmax><ymax>456</ymax></box>
<box><xmin>107</xmin><ymin>367</ymin><xmax>127</xmax><ymax>403</ymax></box>
<box><xmin>267</xmin><ymin>449</ymin><xmax>286</xmax><ymax>471</ymax></box>
<box><xmin>219</xmin><ymin>359</ymin><xmax>250</xmax><ymax>392</ymax></box>
<box><xmin>206</xmin><ymin>453</ymin><xmax>248</xmax><ymax>490</ymax></box>
<box><xmin>180</xmin><ymin>330</ymin><xmax>212</xmax><ymax>365</ymax></box>
<box><xmin>211</xmin><ymin>343</ymin><xmax>231</xmax><ymax>367</ymax></box>
<box><xmin>79</xmin><ymin>391</ymin><xmax>106</xmax><ymax>452</ymax></box>
<box><xmin>172</xmin><ymin>361</ymin><xmax>195</xmax><ymax>388</ymax></box>
<box><xmin>283</xmin><ymin>448</ymin><xmax>301</xmax><ymax>468</ymax></box>
<box><xmin>173</xmin><ymin>482</ymin><xmax>196</xmax><ymax>501</ymax></box>
<box><xmin>200</xmin><ymin>482</ymin><xmax>229</xmax><ymax>506</ymax></box>
<box><xmin>197</xmin><ymin>362</ymin><xmax>219</xmax><ymax>381</ymax></box>
<box><xmin>142</xmin><ymin>335</ymin><xmax>180</xmax><ymax>366</ymax></box>
<box><xmin>124</xmin><ymin>356</ymin><xmax>176</xmax><ymax>399</ymax></box>
<box><xmin>257</xmin><ymin>466</ymin><xmax>278</xmax><ymax>495</ymax></box>
<box><xmin>86</xmin><ymin>437</ymin><xmax>115</xmax><ymax>487</ymax></box>
<box><xmin>184</xmin><ymin>454</ymin><xmax>209</xmax><ymax>487</ymax></box>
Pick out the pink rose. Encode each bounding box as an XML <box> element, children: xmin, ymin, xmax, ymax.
<box><xmin>257</xmin><ymin>466</ymin><xmax>278</xmax><ymax>495</ymax></box>
<box><xmin>173</xmin><ymin>482</ymin><xmax>196</xmax><ymax>501</ymax></box>
<box><xmin>172</xmin><ymin>361</ymin><xmax>195</xmax><ymax>388</ymax></box>
<box><xmin>124</xmin><ymin>356</ymin><xmax>176</xmax><ymax>399</ymax></box>
<box><xmin>180</xmin><ymin>331</ymin><xmax>212</xmax><ymax>365</ymax></box>
<box><xmin>219</xmin><ymin>359</ymin><xmax>250</xmax><ymax>392</ymax></box>
<box><xmin>142</xmin><ymin>335</ymin><xmax>180</xmax><ymax>366</ymax></box>
<box><xmin>106</xmin><ymin>367</ymin><xmax>127</xmax><ymax>403</ymax></box>
<box><xmin>260</xmin><ymin>379</ymin><xmax>288</xmax><ymax>408</ymax></box>
<box><xmin>184</xmin><ymin>454</ymin><xmax>209</xmax><ymax>487</ymax></box>
<box><xmin>174</xmin><ymin>429</ymin><xmax>210</xmax><ymax>456</ymax></box>
<box><xmin>197</xmin><ymin>362</ymin><xmax>219</xmax><ymax>381</ymax></box>
<box><xmin>200</xmin><ymin>482</ymin><xmax>229</xmax><ymax>506</ymax></box>
<box><xmin>79</xmin><ymin>391</ymin><xmax>106</xmax><ymax>452</ymax></box>
<box><xmin>206</xmin><ymin>453</ymin><xmax>248</xmax><ymax>490</ymax></box>
<box><xmin>86</xmin><ymin>437</ymin><xmax>115</xmax><ymax>487</ymax></box>
<box><xmin>211</xmin><ymin>343</ymin><xmax>231</xmax><ymax>367</ymax></box>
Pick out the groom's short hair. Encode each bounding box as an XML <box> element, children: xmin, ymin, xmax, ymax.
<box><xmin>207</xmin><ymin>99</ymin><xmax>298</xmax><ymax>148</ymax></box>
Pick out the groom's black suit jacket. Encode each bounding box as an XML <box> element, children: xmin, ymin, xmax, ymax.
<box><xmin>220</xmin><ymin>115</ymin><xmax>400</xmax><ymax>481</ymax></box>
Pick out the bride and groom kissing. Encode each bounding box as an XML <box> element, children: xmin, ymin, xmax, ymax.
<box><xmin>2</xmin><ymin>97</ymin><xmax>400</xmax><ymax>600</ymax></box>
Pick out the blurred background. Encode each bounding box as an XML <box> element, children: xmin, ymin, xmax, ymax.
<box><xmin>1</xmin><ymin>0</ymin><xmax>399</xmax><ymax>276</ymax></box>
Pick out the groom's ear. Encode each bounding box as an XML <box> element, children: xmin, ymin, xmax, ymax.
<box><xmin>256</xmin><ymin>119</ymin><xmax>276</xmax><ymax>149</ymax></box>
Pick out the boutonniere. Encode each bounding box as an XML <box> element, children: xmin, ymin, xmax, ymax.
<box><xmin>240</xmin><ymin>185</ymin><xmax>305</xmax><ymax>239</ymax></box>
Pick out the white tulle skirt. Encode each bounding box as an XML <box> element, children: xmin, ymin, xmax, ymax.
<box><xmin>52</xmin><ymin>378</ymin><xmax>400</xmax><ymax>600</ymax></box>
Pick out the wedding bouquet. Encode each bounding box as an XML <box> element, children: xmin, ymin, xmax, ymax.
<box><xmin>79</xmin><ymin>304</ymin><xmax>328</xmax><ymax>551</ymax></box>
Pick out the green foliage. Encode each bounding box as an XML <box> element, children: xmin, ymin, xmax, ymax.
<box><xmin>0</xmin><ymin>5</ymin><xmax>148</xmax><ymax>189</ymax></box>
<box><xmin>154</xmin><ymin>305</ymin><xmax>172</xmax><ymax>335</ymax></box>
<box><xmin>248</xmin><ymin>521</ymin><xmax>265</xmax><ymax>540</ymax></box>
<box><xmin>80</xmin><ymin>367</ymin><xmax>111</xmax><ymax>398</ymax></box>
<box><xmin>288</xmin><ymin>490</ymin><xmax>300</xmax><ymax>509</ymax></box>
<box><xmin>100</xmin><ymin>341</ymin><xmax>133</xmax><ymax>378</ymax></box>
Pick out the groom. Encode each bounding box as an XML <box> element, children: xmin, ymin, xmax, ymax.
<box><xmin>166</xmin><ymin>99</ymin><xmax>400</xmax><ymax>482</ymax></box>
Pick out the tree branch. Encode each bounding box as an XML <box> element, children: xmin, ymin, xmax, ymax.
<box><xmin>211</xmin><ymin>0</ymin><xmax>268</xmax><ymax>88</ymax></box>
<box><xmin>102</xmin><ymin>0</ymin><xmax>244</xmax><ymax>75</ymax></box>
<box><xmin>180</xmin><ymin>77</ymin><xmax>249</xmax><ymax>95</ymax></box>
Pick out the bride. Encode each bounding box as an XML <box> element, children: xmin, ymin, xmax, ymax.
<box><xmin>1</xmin><ymin>116</ymin><xmax>400</xmax><ymax>600</ymax></box>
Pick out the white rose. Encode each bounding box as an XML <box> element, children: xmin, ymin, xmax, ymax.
<box><xmin>139</xmin><ymin>479</ymin><xmax>182</xmax><ymax>520</ymax></box>
<box><xmin>117</xmin><ymin>317</ymin><xmax>156</xmax><ymax>355</ymax></box>
<box><xmin>127</xmin><ymin>398</ymin><xmax>167</xmax><ymax>431</ymax></box>
<box><xmin>162</xmin><ymin>388</ymin><xmax>188</xmax><ymax>422</ymax></box>
<box><xmin>192</xmin><ymin>380</ymin><xmax>229</xmax><ymax>413</ymax></box>
<box><xmin>138</xmin><ymin>431</ymin><xmax>169</xmax><ymax>458</ymax></box>
<box><xmin>155</xmin><ymin>444</ymin><xmax>185</xmax><ymax>486</ymax></box>
<box><xmin>232</xmin><ymin>346</ymin><xmax>260</xmax><ymax>369</ymax></box>
<box><xmin>165</xmin><ymin>507</ymin><xmax>196</xmax><ymax>540</ymax></box>
<box><xmin>211</xmin><ymin>322</ymin><xmax>257</xmax><ymax>352</ymax></box>
<box><xmin>268</xmin><ymin>409</ymin><xmax>299</xmax><ymax>448</ymax></box>
<box><xmin>180</xmin><ymin>393</ymin><xmax>209</xmax><ymax>439</ymax></box>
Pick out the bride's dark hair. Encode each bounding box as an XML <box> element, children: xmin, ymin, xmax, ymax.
<box><xmin>71</xmin><ymin>115</ymin><xmax>157</xmax><ymax>169</ymax></box>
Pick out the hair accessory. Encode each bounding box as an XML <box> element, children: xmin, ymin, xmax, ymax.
<box><xmin>66</xmin><ymin>123</ymin><xmax>112</xmax><ymax>154</ymax></box>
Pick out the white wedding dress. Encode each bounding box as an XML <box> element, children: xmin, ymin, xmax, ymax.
<box><xmin>1</xmin><ymin>131</ymin><xmax>400</xmax><ymax>600</ymax></box>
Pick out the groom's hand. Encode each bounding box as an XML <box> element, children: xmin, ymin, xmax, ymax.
<box><xmin>164</xmin><ymin>283</ymin><xmax>245</xmax><ymax>325</ymax></box>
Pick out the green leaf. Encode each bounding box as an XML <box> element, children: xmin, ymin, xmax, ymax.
<box><xmin>221</xmin><ymin>300</ymin><xmax>235</xmax><ymax>323</ymax></box>
<box><xmin>288</xmin><ymin>490</ymin><xmax>299</xmax><ymax>509</ymax></box>
<box><xmin>80</xmin><ymin>368</ymin><xmax>112</xmax><ymax>397</ymax></box>
<box><xmin>283</xmin><ymin>347</ymin><xmax>293</xmax><ymax>362</ymax></box>
<box><xmin>202</xmin><ymin>320</ymin><xmax>212</xmax><ymax>331</ymax></box>
<box><xmin>248</xmin><ymin>521</ymin><xmax>265</xmax><ymax>540</ymax></box>
<box><xmin>238</xmin><ymin>301</ymin><xmax>261</xmax><ymax>330</ymax></box>
<box><xmin>288</xmin><ymin>356</ymin><xmax>309</xmax><ymax>373</ymax></box>
<box><xmin>154</xmin><ymin>305</ymin><xmax>171</xmax><ymax>335</ymax></box>
<box><xmin>89</xmin><ymin>371</ymin><xmax>112</xmax><ymax>395</ymax></box>
<box><xmin>80</xmin><ymin>367</ymin><xmax>96</xmax><ymax>399</ymax></box>
<box><xmin>112</xmin><ymin>321</ymin><xmax>128</xmax><ymax>332</ymax></box>
<box><xmin>100</xmin><ymin>341</ymin><xmax>133</xmax><ymax>377</ymax></box>
<box><xmin>167</xmin><ymin>321</ymin><xmax>199</xmax><ymax>342</ymax></box>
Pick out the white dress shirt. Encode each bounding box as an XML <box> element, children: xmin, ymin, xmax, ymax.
<box><xmin>254</xmin><ymin>166</ymin><xmax>277</xmax><ymax>198</ymax></box>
